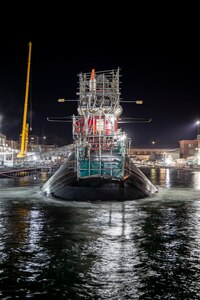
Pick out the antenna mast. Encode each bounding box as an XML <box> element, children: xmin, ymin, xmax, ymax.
<box><xmin>17</xmin><ymin>41</ymin><xmax>32</xmax><ymax>158</ymax></box>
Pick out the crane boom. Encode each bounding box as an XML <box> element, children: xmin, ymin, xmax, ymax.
<box><xmin>17</xmin><ymin>41</ymin><xmax>32</xmax><ymax>158</ymax></box>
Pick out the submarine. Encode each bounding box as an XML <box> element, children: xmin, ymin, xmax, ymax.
<box><xmin>41</xmin><ymin>68</ymin><xmax>157</xmax><ymax>200</ymax></box>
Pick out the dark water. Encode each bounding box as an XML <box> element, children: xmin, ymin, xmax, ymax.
<box><xmin>1</xmin><ymin>168</ymin><xmax>200</xmax><ymax>299</ymax></box>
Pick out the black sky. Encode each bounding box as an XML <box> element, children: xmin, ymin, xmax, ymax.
<box><xmin>0</xmin><ymin>6</ymin><xmax>200</xmax><ymax>147</ymax></box>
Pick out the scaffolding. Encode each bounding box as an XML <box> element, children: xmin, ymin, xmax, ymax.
<box><xmin>73</xmin><ymin>68</ymin><xmax>130</xmax><ymax>180</ymax></box>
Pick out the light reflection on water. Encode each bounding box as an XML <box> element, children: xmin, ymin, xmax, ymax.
<box><xmin>1</xmin><ymin>169</ymin><xmax>200</xmax><ymax>298</ymax></box>
<box><xmin>192</xmin><ymin>171</ymin><xmax>200</xmax><ymax>190</ymax></box>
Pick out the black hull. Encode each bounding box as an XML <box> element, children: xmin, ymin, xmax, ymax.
<box><xmin>42</xmin><ymin>182</ymin><xmax>154</xmax><ymax>201</ymax></box>
<box><xmin>41</xmin><ymin>155</ymin><xmax>157</xmax><ymax>201</ymax></box>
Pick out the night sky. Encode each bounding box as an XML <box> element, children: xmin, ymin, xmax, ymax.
<box><xmin>0</xmin><ymin>7</ymin><xmax>199</xmax><ymax>148</ymax></box>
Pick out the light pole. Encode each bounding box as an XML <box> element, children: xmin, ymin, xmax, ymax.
<box><xmin>0</xmin><ymin>115</ymin><xmax>3</xmax><ymax>134</ymax></box>
<box><xmin>196</xmin><ymin>121</ymin><xmax>200</xmax><ymax>139</ymax></box>
<box><xmin>195</xmin><ymin>121</ymin><xmax>200</xmax><ymax>164</ymax></box>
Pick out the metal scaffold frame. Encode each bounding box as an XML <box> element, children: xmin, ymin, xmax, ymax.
<box><xmin>73</xmin><ymin>68</ymin><xmax>129</xmax><ymax>180</ymax></box>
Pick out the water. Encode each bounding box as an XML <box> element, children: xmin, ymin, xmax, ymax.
<box><xmin>1</xmin><ymin>168</ymin><xmax>200</xmax><ymax>299</ymax></box>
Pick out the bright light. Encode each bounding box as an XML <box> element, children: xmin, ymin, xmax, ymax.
<box><xmin>165</xmin><ymin>155</ymin><xmax>173</xmax><ymax>166</ymax></box>
<box><xmin>136</xmin><ymin>100</ymin><xmax>143</xmax><ymax>104</ymax></box>
<box><xmin>119</xmin><ymin>134</ymin><xmax>126</xmax><ymax>141</ymax></box>
<box><xmin>196</xmin><ymin>121</ymin><xmax>200</xmax><ymax>137</ymax></box>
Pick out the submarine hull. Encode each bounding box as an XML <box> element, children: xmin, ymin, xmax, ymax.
<box><xmin>41</xmin><ymin>154</ymin><xmax>157</xmax><ymax>201</ymax></box>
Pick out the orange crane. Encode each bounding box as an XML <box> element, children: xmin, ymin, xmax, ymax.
<box><xmin>17</xmin><ymin>41</ymin><xmax>32</xmax><ymax>158</ymax></box>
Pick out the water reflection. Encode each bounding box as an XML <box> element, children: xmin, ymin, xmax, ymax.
<box><xmin>1</xmin><ymin>170</ymin><xmax>200</xmax><ymax>298</ymax></box>
<box><xmin>88</xmin><ymin>203</ymin><xmax>145</xmax><ymax>299</ymax></box>
<box><xmin>143</xmin><ymin>167</ymin><xmax>196</xmax><ymax>189</ymax></box>
<box><xmin>192</xmin><ymin>171</ymin><xmax>200</xmax><ymax>190</ymax></box>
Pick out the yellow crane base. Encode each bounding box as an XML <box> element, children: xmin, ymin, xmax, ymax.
<box><xmin>17</xmin><ymin>152</ymin><xmax>26</xmax><ymax>158</ymax></box>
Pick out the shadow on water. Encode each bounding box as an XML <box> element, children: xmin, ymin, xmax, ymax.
<box><xmin>1</xmin><ymin>169</ymin><xmax>200</xmax><ymax>298</ymax></box>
